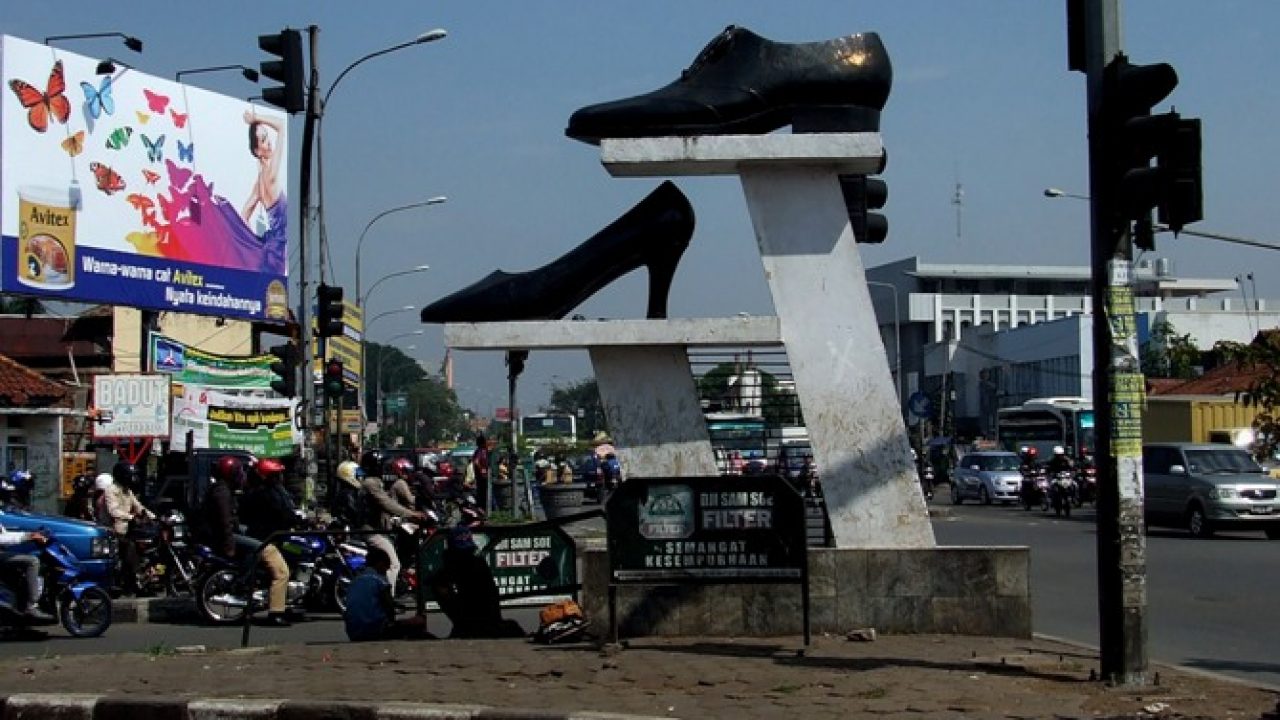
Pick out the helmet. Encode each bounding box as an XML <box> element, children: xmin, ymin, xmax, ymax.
<box><xmin>111</xmin><ymin>462</ymin><xmax>140</xmax><ymax>487</ymax></box>
<box><xmin>72</xmin><ymin>474</ymin><xmax>94</xmax><ymax>493</ymax></box>
<box><xmin>335</xmin><ymin>460</ymin><xmax>364</xmax><ymax>489</ymax></box>
<box><xmin>212</xmin><ymin>455</ymin><xmax>243</xmax><ymax>483</ymax></box>
<box><xmin>7</xmin><ymin>470</ymin><xmax>32</xmax><ymax>487</ymax></box>
<box><xmin>1053</xmin><ymin>445</ymin><xmax>1066</xmax><ymax>456</ymax></box>
<box><xmin>386</xmin><ymin>457</ymin><xmax>414</xmax><ymax>479</ymax></box>
<box><xmin>254</xmin><ymin>457</ymin><xmax>286</xmax><ymax>480</ymax></box>
<box><xmin>359</xmin><ymin>450</ymin><xmax>385</xmax><ymax>479</ymax></box>
<box><xmin>94</xmin><ymin>473</ymin><xmax>114</xmax><ymax>492</ymax></box>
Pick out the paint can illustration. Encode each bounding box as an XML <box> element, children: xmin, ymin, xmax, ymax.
<box><xmin>16</xmin><ymin>185</ymin><xmax>77</xmax><ymax>290</ymax></box>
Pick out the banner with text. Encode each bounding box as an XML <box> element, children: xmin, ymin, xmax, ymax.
<box><xmin>150</xmin><ymin>332</ymin><xmax>274</xmax><ymax>389</ymax></box>
<box><xmin>170</xmin><ymin>386</ymin><xmax>297</xmax><ymax>457</ymax></box>
<box><xmin>0</xmin><ymin>36</ymin><xmax>289</xmax><ymax>322</ymax></box>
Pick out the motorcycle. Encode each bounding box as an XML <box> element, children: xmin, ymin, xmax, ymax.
<box><xmin>0</xmin><ymin>532</ymin><xmax>113</xmax><ymax>638</ymax></box>
<box><xmin>1076</xmin><ymin>465</ymin><xmax>1097</xmax><ymax>506</ymax></box>
<box><xmin>193</xmin><ymin>529</ymin><xmax>360</xmax><ymax>625</ymax></box>
<box><xmin>1020</xmin><ymin>467</ymin><xmax>1050</xmax><ymax>511</ymax></box>
<box><xmin>132</xmin><ymin>510</ymin><xmax>202</xmax><ymax>597</ymax></box>
<box><xmin>1049</xmin><ymin>470</ymin><xmax>1078</xmax><ymax>518</ymax></box>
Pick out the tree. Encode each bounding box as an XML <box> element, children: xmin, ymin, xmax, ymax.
<box><xmin>697</xmin><ymin>362</ymin><xmax>802</xmax><ymax>427</ymax></box>
<box><xmin>1214</xmin><ymin>330</ymin><xmax>1280</xmax><ymax>461</ymax></box>
<box><xmin>545</xmin><ymin>379</ymin><xmax>605</xmax><ymax>439</ymax></box>
<box><xmin>1140</xmin><ymin>320</ymin><xmax>1201</xmax><ymax>379</ymax></box>
<box><xmin>363</xmin><ymin>342</ymin><xmax>425</xmax><ymax>412</ymax></box>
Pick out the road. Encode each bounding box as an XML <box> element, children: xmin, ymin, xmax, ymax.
<box><xmin>932</xmin><ymin>493</ymin><xmax>1280</xmax><ymax>689</ymax></box>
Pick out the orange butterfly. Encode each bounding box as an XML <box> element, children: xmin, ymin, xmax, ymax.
<box><xmin>60</xmin><ymin>130</ymin><xmax>86</xmax><ymax>157</ymax></box>
<box><xmin>126</xmin><ymin>193</ymin><xmax>154</xmax><ymax>211</ymax></box>
<box><xmin>90</xmin><ymin>162</ymin><xmax>125</xmax><ymax>195</ymax></box>
<box><xmin>142</xmin><ymin>169</ymin><xmax>161</xmax><ymax>185</ymax></box>
<box><xmin>8</xmin><ymin>60</ymin><xmax>71</xmax><ymax>133</ymax></box>
<box><xmin>169</xmin><ymin>109</ymin><xmax>188</xmax><ymax>128</ymax></box>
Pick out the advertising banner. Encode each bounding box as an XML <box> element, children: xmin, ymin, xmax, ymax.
<box><xmin>0</xmin><ymin>36</ymin><xmax>289</xmax><ymax>322</ymax></box>
<box><xmin>150</xmin><ymin>332</ymin><xmax>275</xmax><ymax>389</ymax></box>
<box><xmin>417</xmin><ymin>523</ymin><xmax>579</xmax><ymax>605</ymax></box>
<box><xmin>92</xmin><ymin>374</ymin><xmax>172</xmax><ymax>438</ymax></box>
<box><xmin>171</xmin><ymin>386</ymin><xmax>296</xmax><ymax>457</ymax></box>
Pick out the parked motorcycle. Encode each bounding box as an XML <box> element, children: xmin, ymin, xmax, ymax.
<box><xmin>193</xmin><ymin>529</ymin><xmax>359</xmax><ymax>625</ymax></box>
<box><xmin>1049</xmin><ymin>470</ymin><xmax>1078</xmax><ymax>518</ymax></box>
<box><xmin>0</xmin><ymin>532</ymin><xmax>112</xmax><ymax>638</ymax></box>
<box><xmin>1020</xmin><ymin>467</ymin><xmax>1050</xmax><ymax>511</ymax></box>
<box><xmin>133</xmin><ymin>510</ymin><xmax>202</xmax><ymax>597</ymax></box>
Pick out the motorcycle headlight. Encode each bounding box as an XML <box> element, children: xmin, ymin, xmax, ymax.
<box><xmin>90</xmin><ymin>535</ymin><xmax>115</xmax><ymax>559</ymax></box>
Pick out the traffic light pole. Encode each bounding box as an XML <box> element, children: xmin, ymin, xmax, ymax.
<box><xmin>298</xmin><ymin>25</ymin><xmax>321</xmax><ymax>507</ymax></box>
<box><xmin>1080</xmin><ymin>0</ymin><xmax>1148</xmax><ymax>685</ymax></box>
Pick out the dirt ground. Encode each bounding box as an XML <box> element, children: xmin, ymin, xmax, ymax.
<box><xmin>0</xmin><ymin>632</ymin><xmax>1274</xmax><ymax>719</ymax></box>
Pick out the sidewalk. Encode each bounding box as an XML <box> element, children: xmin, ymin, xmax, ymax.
<box><xmin>0</xmin><ymin>632</ymin><xmax>1275</xmax><ymax>719</ymax></box>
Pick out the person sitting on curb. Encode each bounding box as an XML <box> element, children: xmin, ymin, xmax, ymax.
<box><xmin>343</xmin><ymin>546</ymin><xmax>429</xmax><ymax>642</ymax></box>
<box><xmin>429</xmin><ymin>526</ymin><xmax>524</xmax><ymax>639</ymax></box>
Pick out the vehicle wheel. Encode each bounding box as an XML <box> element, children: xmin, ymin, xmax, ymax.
<box><xmin>980</xmin><ymin>486</ymin><xmax>992</xmax><ymax>505</ymax></box>
<box><xmin>1266</xmin><ymin>527</ymin><xmax>1280</xmax><ymax>540</ymax></box>
<box><xmin>1186</xmin><ymin>506</ymin><xmax>1214</xmax><ymax>539</ymax></box>
<box><xmin>331</xmin><ymin>574</ymin><xmax>351</xmax><ymax>614</ymax></box>
<box><xmin>196</xmin><ymin>569</ymin><xmax>248</xmax><ymax>624</ymax></box>
<box><xmin>59</xmin><ymin>586</ymin><xmax>112</xmax><ymax>638</ymax></box>
<box><xmin>950</xmin><ymin>486</ymin><xmax>963</xmax><ymax>505</ymax></box>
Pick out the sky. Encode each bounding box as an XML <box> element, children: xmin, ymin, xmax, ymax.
<box><xmin>2</xmin><ymin>1</ymin><xmax>1278</xmax><ymax>417</ymax></box>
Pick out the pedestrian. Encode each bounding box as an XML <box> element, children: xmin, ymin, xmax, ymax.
<box><xmin>472</xmin><ymin>434</ymin><xmax>490</xmax><ymax>510</ymax></box>
<box><xmin>428</xmin><ymin>526</ymin><xmax>523</xmax><ymax>639</ymax></box>
<box><xmin>343</xmin><ymin>546</ymin><xmax>428</xmax><ymax>642</ymax></box>
<box><xmin>103</xmin><ymin>462</ymin><xmax>155</xmax><ymax>597</ymax></box>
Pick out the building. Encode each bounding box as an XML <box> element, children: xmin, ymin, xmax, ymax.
<box><xmin>0</xmin><ymin>352</ymin><xmax>79</xmax><ymax>513</ymax></box>
<box><xmin>866</xmin><ymin>256</ymin><xmax>1279</xmax><ymax>438</ymax></box>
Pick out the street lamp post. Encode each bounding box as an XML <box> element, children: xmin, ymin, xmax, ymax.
<box><xmin>866</xmin><ymin>280</ymin><xmax>903</xmax><ymax>411</ymax></box>
<box><xmin>1046</xmin><ymin>187</ymin><xmax>1280</xmax><ymax>251</ymax></box>
<box><xmin>354</xmin><ymin>199</ymin><xmax>447</xmax><ymax>307</ymax></box>
<box><xmin>358</xmin><ymin>266</ymin><xmax>430</xmax><ymax>449</ymax></box>
<box><xmin>176</xmin><ymin>65</ymin><xmax>260</xmax><ymax>84</ymax></box>
<box><xmin>374</xmin><ymin>331</ymin><xmax>424</xmax><ymax>445</ymax></box>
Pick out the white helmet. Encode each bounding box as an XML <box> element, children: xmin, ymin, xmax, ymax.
<box><xmin>1053</xmin><ymin>445</ymin><xmax>1066</xmax><ymax>456</ymax></box>
<box><xmin>335</xmin><ymin>460</ymin><xmax>363</xmax><ymax>489</ymax></box>
<box><xmin>94</xmin><ymin>473</ymin><xmax>114</xmax><ymax>491</ymax></box>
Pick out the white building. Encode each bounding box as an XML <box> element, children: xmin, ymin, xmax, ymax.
<box><xmin>865</xmin><ymin>256</ymin><xmax>1278</xmax><ymax>438</ymax></box>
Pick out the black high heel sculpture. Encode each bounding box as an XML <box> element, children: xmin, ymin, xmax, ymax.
<box><xmin>419</xmin><ymin>181</ymin><xmax>694</xmax><ymax>323</ymax></box>
<box><xmin>566</xmin><ymin>25</ymin><xmax>892</xmax><ymax>144</ymax></box>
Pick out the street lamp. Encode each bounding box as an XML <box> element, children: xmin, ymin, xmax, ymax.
<box><xmin>866</xmin><ymin>281</ymin><xmax>903</xmax><ymax>410</ymax></box>
<box><xmin>176</xmin><ymin>65</ymin><xmax>259</xmax><ymax>83</ymax></box>
<box><xmin>361</xmin><ymin>265</ymin><xmax>431</xmax><ymax>308</ymax></box>
<box><xmin>46</xmin><ymin>32</ymin><xmax>143</xmax><ymax>53</ymax></box>
<box><xmin>358</xmin><ymin>265</ymin><xmax>429</xmax><ymax>447</ymax></box>
<box><xmin>1043</xmin><ymin>187</ymin><xmax>1091</xmax><ymax>201</ymax></box>
<box><xmin>367</xmin><ymin>305</ymin><xmax>416</xmax><ymax>330</ymax></box>
<box><xmin>315</xmin><ymin>28</ymin><xmax>448</xmax><ymax>287</ymax></box>
<box><xmin>354</xmin><ymin>198</ymin><xmax>447</xmax><ymax>307</ymax></box>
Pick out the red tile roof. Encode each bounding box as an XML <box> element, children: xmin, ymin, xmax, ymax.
<box><xmin>1149</xmin><ymin>362</ymin><xmax>1268</xmax><ymax>397</ymax></box>
<box><xmin>0</xmin><ymin>353</ymin><xmax>72</xmax><ymax>408</ymax></box>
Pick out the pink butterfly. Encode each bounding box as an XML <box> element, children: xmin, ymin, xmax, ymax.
<box><xmin>165</xmin><ymin>159</ymin><xmax>192</xmax><ymax>191</ymax></box>
<box><xmin>169</xmin><ymin>109</ymin><xmax>188</xmax><ymax>128</ymax></box>
<box><xmin>143</xmin><ymin>89</ymin><xmax>169</xmax><ymax>113</ymax></box>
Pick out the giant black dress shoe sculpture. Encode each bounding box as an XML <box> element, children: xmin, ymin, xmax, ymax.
<box><xmin>566</xmin><ymin>25</ymin><xmax>891</xmax><ymax>144</ymax></box>
<box><xmin>419</xmin><ymin>181</ymin><xmax>694</xmax><ymax>323</ymax></box>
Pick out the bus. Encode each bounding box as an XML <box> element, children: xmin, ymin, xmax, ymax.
<box><xmin>705</xmin><ymin>411</ymin><xmax>768</xmax><ymax>472</ymax></box>
<box><xmin>995</xmin><ymin>397</ymin><xmax>1096</xmax><ymax>460</ymax></box>
<box><xmin>520</xmin><ymin>413</ymin><xmax>578</xmax><ymax>449</ymax></box>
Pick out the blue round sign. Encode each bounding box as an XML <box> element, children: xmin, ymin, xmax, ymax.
<box><xmin>908</xmin><ymin>392</ymin><xmax>932</xmax><ymax>419</ymax></box>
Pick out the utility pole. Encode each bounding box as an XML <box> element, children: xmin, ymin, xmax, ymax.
<box><xmin>298</xmin><ymin>26</ymin><xmax>320</xmax><ymax>506</ymax></box>
<box><xmin>1074</xmin><ymin>0</ymin><xmax>1148</xmax><ymax>684</ymax></box>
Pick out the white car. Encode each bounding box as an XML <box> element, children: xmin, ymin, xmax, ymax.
<box><xmin>952</xmin><ymin>451</ymin><xmax>1023</xmax><ymax>505</ymax></box>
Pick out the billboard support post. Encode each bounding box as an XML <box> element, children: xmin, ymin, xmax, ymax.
<box><xmin>298</xmin><ymin>25</ymin><xmax>320</xmax><ymax>505</ymax></box>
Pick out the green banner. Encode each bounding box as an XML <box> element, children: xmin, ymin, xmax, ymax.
<box><xmin>150</xmin><ymin>332</ymin><xmax>274</xmax><ymax>389</ymax></box>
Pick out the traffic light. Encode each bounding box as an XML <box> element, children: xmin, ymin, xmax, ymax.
<box><xmin>1102</xmin><ymin>54</ymin><xmax>1203</xmax><ymax>250</ymax></box>
<box><xmin>258</xmin><ymin>29</ymin><xmax>305</xmax><ymax>114</ymax></box>
<box><xmin>268</xmin><ymin>341</ymin><xmax>299</xmax><ymax>398</ymax></box>
<box><xmin>323</xmin><ymin>358</ymin><xmax>345</xmax><ymax>398</ymax></box>
<box><xmin>316</xmin><ymin>283</ymin><xmax>344</xmax><ymax>338</ymax></box>
<box><xmin>840</xmin><ymin>174</ymin><xmax>888</xmax><ymax>244</ymax></box>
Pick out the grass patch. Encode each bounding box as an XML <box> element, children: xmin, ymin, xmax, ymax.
<box><xmin>144</xmin><ymin>642</ymin><xmax>175</xmax><ymax>658</ymax></box>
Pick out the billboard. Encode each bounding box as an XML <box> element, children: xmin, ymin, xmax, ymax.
<box><xmin>0</xmin><ymin>36</ymin><xmax>289</xmax><ymax>322</ymax></box>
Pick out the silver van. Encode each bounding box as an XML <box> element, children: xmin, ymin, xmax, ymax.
<box><xmin>1142</xmin><ymin>442</ymin><xmax>1280</xmax><ymax>539</ymax></box>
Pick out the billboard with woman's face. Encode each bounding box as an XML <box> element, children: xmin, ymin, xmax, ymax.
<box><xmin>0</xmin><ymin>35</ymin><xmax>289</xmax><ymax>322</ymax></box>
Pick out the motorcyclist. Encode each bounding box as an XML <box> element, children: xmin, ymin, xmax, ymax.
<box><xmin>332</xmin><ymin>461</ymin><xmax>365</xmax><ymax>527</ymax></box>
<box><xmin>0</xmin><ymin>522</ymin><xmax>54</xmax><ymax>624</ymax></box>
<box><xmin>241</xmin><ymin>458</ymin><xmax>299</xmax><ymax>545</ymax></box>
<box><xmin>1047</xmin><ymin>445</ymin><xmax>1075</xmax><ymax>475</ymax></box>
<box><xmin>357</xmin><ymin>450</ymin><xmax>426</xmax><ymax>588</ymax></box>
<box><xmin>383</xmin><ymin>458</ymin><xmax>417</xmax><ymax>511</ymax></box>
<box><xmin>104</xmin><ymin>462</ymin><xmax>155</xmax><ymax>597</ymax></box>
<box><xmin>63</xmin><ymin>474</ymin><xmax>96</xmax><ymax>522</ymax></box>
<box><xmin>1019</xmin><ymin>446</ymin><xmax>1040</xmax><ymax>473</ymax></box>
<box><xmin>201</xmin><ymin>455</ymin><xmax>292</xmax><ymax>627</ymax></box>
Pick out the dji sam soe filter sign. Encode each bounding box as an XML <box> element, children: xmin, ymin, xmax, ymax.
<box><xmin>0</xmin><ymin>35</ymin><xmax>289</xmax><ymax>323</ymax></box>
<box><xmin>93</xmin><ymin>374</ymin><xmax>172</xmax><ymax>438</ymax></box>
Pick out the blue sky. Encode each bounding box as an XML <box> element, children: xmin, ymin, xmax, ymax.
<box><xmin>2</xmin><ymin>2</ymin><xmax>1277</xmax><ymax>415</ymax></box>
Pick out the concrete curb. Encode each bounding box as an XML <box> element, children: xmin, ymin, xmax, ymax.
<box><xmin>110</xmin><ymin>597</ymin><xmax>200</xmax><ymax>624</ymax></box>
<box><xmin>0</xmin><ymin>695</ymin><xmax>668</xmax><ymax>720</ymax></box>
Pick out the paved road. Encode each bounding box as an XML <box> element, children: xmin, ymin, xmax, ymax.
<box><xmin>931</xmin><ymin>492</ymin><xmax>1280</xmax><ymax>689</ymax></box>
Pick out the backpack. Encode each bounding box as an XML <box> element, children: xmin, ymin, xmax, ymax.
<box><xmin>532</xmin><ymin>599</ymin><xmax>587</xmax><ymax>644</ymax></box>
